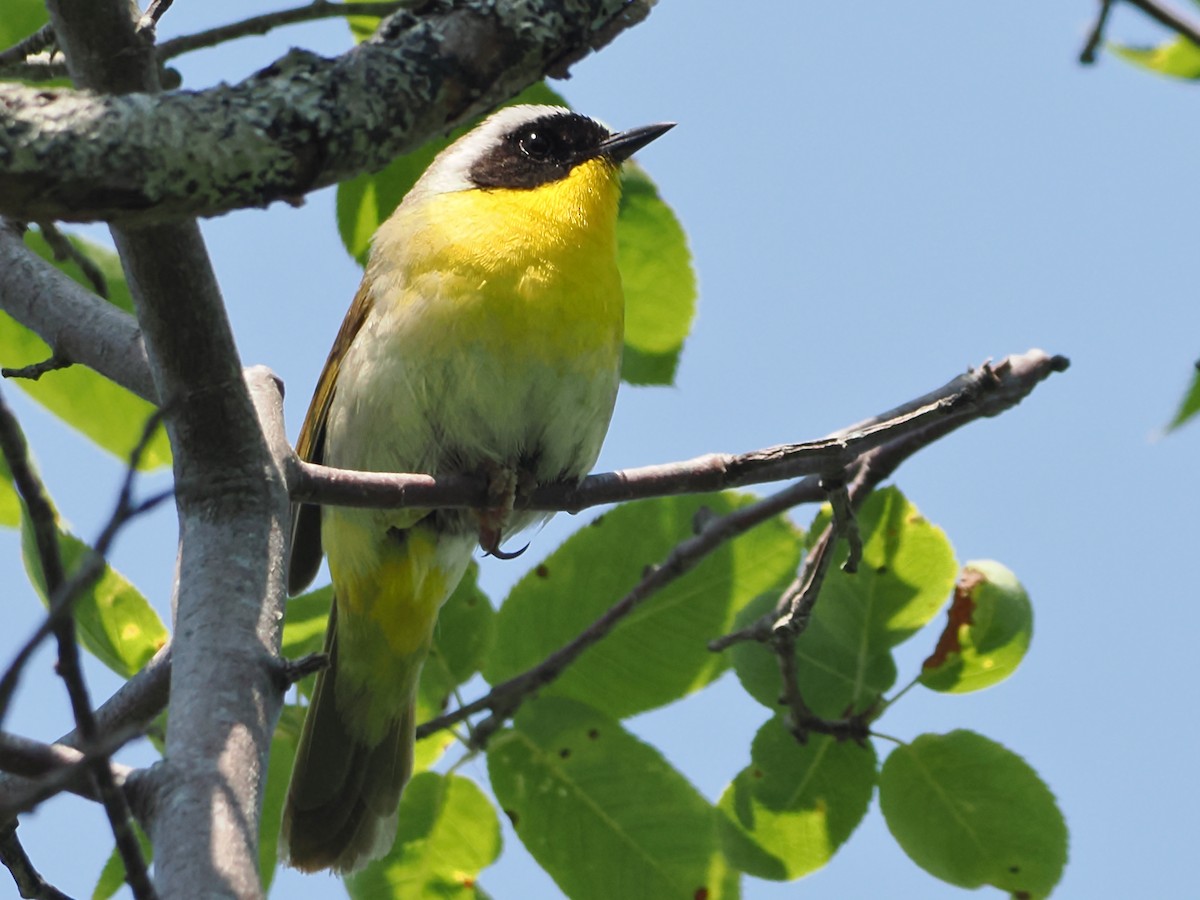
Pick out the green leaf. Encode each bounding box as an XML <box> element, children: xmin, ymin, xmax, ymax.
<box><xmin>919</xmin><ymin>560</ymin><xmax>1033</xmax><ymax>694</ymax></box>
<box><xmin>281</xmin><ymin>585</ymin><xmax>333</xmax><ymax>665</ymax></box>
<box><xmin>485</xmin><ymin>493</ymin><xmax>801</xmax><ymax>719</ymax></box>
<box><xmin>617</xmin><ymin>163</ymin><xmax>696</xmax><ymax>386</ymax></box>
<box><xmin>259</xmin><ymin>705</ymin><xmax>303</xmax><ymax>891</ymax></box>
<box><xmin>21</xmin><ymin>509</ymin><xmax>168</xmax><ymax>679</ymax></box>
<box><xmin>336</xmin><ymin>83</ymin><xmax>569</xmax><ymax>265</ymax></box>
<box><xmin>419</xmin><ymin>562</ymin><xmax>495</xmax><ymax>716</ymax></box>
<box><xmin>0</xmin><ymin>0</ymin><xmax>47</xmax><ymax>55</ymax></box>
<box><xmin>717</xmin><ymin>717</ymin><xmax>875</xmax><ymax>881</ymax></box>
<box><xmin>344</xmin><ymin>0</ymin><xmax>399</xmax><ymax>43</ymax></box>
<box><xmin>488</xmin><ymin>697</ymin><xmax>738</xmax><ymax>900</ymax></box>
<box><xmin>346</xmin><ymin>772</ymin><xmax>502</xmax><ymax>900</ymax></box>
<box><xmin>5</xmin><ymin>229</ymin><xmax>171</xmax><ymax>468</ymax></box>
<box><xmin>1111</xmin><ymin>36</ymin><xmax>1200</xmax><ymax>80</ymax></box>
<box><xmin>91</xmin><ymin>822</ymin><xmax>152</xmax><ymax>900</ymax></box>
<box><xmin>733</xmin><ymin>487</ymin><xmax>956</xmax><ymax>718</ymax></box>
<box><xmin>0</xmin><ymin>452</ymin><xmax>20</xmax><ymax>527</ymax></box>
<box><xmin>1167</xmin><ymin>363</ymin><xmax>1200</xmax><ymax>431</ymax></box>
<box><xmin>879</xmin><ymin>730</ymin><xmax>1067</xmax><ymax>897</ymax></box>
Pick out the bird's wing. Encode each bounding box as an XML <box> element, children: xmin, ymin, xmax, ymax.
<box><xmin>288</xmin><ymin>281</ymin><xmax>374</xmax><ymax>594</ymax></box>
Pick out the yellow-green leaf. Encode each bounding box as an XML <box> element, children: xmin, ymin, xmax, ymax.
<box><xmin>919</xmin><ymin>560</ymin><xmax>1033</xmax><ymax>694</ymax></box>
<box><xmin>21</xmin><ymin>507</ymin><xmax>168</xmax><ymax>679</ymax></box>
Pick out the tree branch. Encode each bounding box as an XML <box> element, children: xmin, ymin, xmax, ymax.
<box><xmin>415</xmin><ymin>351</ymin><xmax>1069</xmax><ymax>746</ymax></box>
<box><xmin>0</xmin><ymin>730</ymin><xmax>138</xmax><ymax>816</ymax></box>
<box><xmin>294</xmin><ymin>349</ymin><xmax>1070</xmax><ymax>515</ymax></box>
<box><xmin>0</xmin><ymin>24</ymin><xmax>56</xmax><ymax>67</ymax></box>
<box><xmin>0</xmin><ymin>223</ymin><xmax>155</xmax><ymax>402</ymax></box>
<box><xmin>0</xmin><ymin>643</ymin><xmax>170</xmax><ymax>820</ymax></box>
<box><xmin>0</xmin><ymin>388</ymin><xmax>155</xmax><ymax>899</ymax></box>
<box><xmin>0</xmin><ymin>0</ymin><xmax>656</xmax><ymax>223</ymax></box>
<box><xmin>155</xmin><ymin>1</ymin><xmax>409</xmax><ymax>61</ymax></box>
<box><xmin>1123</xmin><ymin>0</ymin><xmax>1200</xmax><ymax>46</ymax></box>
<box><xmin>41</xmin><ymin>2</ymin><xmax>292</xmax><ymax>896</ymax></box>
<box><xmin>0</xmin><ymin>820</ymin><xmax>73</xmax><ymax>900</ymax></box>
<box><xmin>416</xmin><ymin>477</ymin><xmax>824</xmax><ymax>746</ymax></box>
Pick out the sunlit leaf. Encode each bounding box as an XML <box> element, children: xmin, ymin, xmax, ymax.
<box><xmin>880</xmin><ymin>730</ymin><xmax>1067</xmax><ymax>897</ymax></box>
<box><xmin>91</xmin><ymin>822</ymin><xmax>152</xmax><ymax>900</ymax></box>
<box><xmin>919</xmin><ymin>560</ymin><xmax>1033</xmax><ymax>694</ymax></box>
<box><xmin>0</xmin><ymin>451</ymin><xmax>19</xmax><ymax>527</ymax></box>
<box><xmin>485</xmin><ymin>493</ymin><xmax>801</xmax><ymax>719</ymax></box>
<box><xmin>1111</xmin><ymin>36</ymin><xmax>1200</xmax><ymax>80</ymax></box>
<box><xmin>733</xmin><ymin>487</ymin><xmax>956</xmax><ymax>718</ymax></box>
<box><xmin>0</xmin><ymin>0</ymin><xmax>47</xmax><ymax>61</ymax></box>
<box><xmin>488</xmin><ymin>697</ymin><xmax>738</xmax><ymax>900</ymax></box>
<box><xmin>618</xmin><ymin>163</ymin><xmax>696</xmax><ymax>385</ymax></box>
<box><xmin>21</xmin><ymin>507</ymin><xmax>168</xmax><ymax>679</ymax></box>
<box><xmin>717</xmin><ymin>717</ymin><xmax>875</xmax><ymax>881</ymax></box>
<box><xmin>259</xmin><ymin>705</ymin><xmax>303</xmax><ymax>891</ymax></box>
<box><xmin>346</xmin><ymin>772</ymin><xmax>501</xmax><ymax>900</ymax></box>
<box><xmin>419</xmin><ymin>562</ymin><xmax>494</xmax><ymax>718</ymax></box>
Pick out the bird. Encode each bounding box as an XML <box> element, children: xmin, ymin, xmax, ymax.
<box><xmin>279</xmin><ymin>104</ymin><xmax>674</xmax><ymax>873</ymax></box>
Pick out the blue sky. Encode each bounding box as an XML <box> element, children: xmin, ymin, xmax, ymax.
<box><xmin>3</xmin><ymin>1</ymin><xmax>1198</xmax><ymax>898</ymax></box>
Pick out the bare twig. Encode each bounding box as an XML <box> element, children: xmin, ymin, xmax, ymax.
<box><xmin>155</xmin><ymin>1</ymin><xmax>408</xmax><ymax>61</ymax></box>
<box><xmin>0</xmin><ymin>413</ymin><xmax>171</xmax><ymax>727</ymax></box>
<box><xmin>35</xmin><ymin>223</ymin><xmax>108</xmax><ymax>299</ymax></box>
<box><xmin>295</xmin><ymin>350</ymin><xmax>1070</xmax><ymax>515</ymax></box>
<box><xmin>0</xmin><ymin>224</ymin><xmax>155</xmax><ymax>403</ymax></box>
<box><xmin>0</xmin><ymin>24</ymin><xmax>56</xmax><ymax>67</ymax></box>
<box><xmin>0</xmin><ymin>401</ymin><xmax>162</xmax><ymax>900</ymax></box>
<box><xmin>0</xmin><ymin>729</ymin><xmax>140</xmax><ymax>822</ymax></box>
<box><xmin>1081</xmin><ymin>0</ymin><xmax>1200</xmax><ymax>64</ymax></box>
<box><xmin>1081</xmin><ymin>0</ymin><xmax>1116</xmax><ymax>63</ymax></box>
<box><xmin>0</xmin><ymin>820</ymin><xmax>72</xmax><ymax>900</ymax></box>
<box><xmin>701</xmin><ymin>353</ymin><xmax>1070</xmax><ymax>742</ymax></box>
<box><xmin>0</xmin><ymin>643</ymin><xmax>171</xmax><ymax>818</ymax></box>
<box><xmin>2</xmin><ymin>356</ymin><xmax>72</xmax><ymax>382</ymax></box>
<box><xmin>416</xmin><ymin>479</ymin><xmax>825</xmax><ymax>747</ymax></box>
<box><xmin>1124</xmin><ymin>0</ymin><xmax>1200</xmax><ymax>47</ymax></box>
<box><xmin>0</xmin><ymin>61</ymin><xmax>69</xmax><ymax>83</ymax></box>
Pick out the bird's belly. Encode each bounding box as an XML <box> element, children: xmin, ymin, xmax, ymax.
<box><xmin>324</xmin><ymin>269</ymin><xmax>622</xmax><ymax>498</ymax></box>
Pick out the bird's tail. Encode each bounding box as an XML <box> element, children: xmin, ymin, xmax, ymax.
<box><xmin>280</xmin><ymin>605</ymin><xmax>419</xmax><ymax>874</ymax></box>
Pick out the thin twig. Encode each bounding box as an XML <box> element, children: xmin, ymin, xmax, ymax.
<box><xmin>703</xmin><ymin>354</ymin><xmax>1069</xmax><ymax>742</ymax></box>
<box><xmin>0</xmin><ymin>60</ymin><xmax>69</xmax><ymax>82</ymax></box>
<box><xmin>0</xmin><ymin>414</ymin><xmax>171</xmax><ymax>726</ymax></box>
<box><xmin>36</xmin><ymin>223</ymin><xmax>108</xmax><ymax>299</ymax></box>
<box><xmin>0</xmin><ymin>730</ymin><xmax>139</xmax><ymax>821</ymax></box>
<box><xmin>0</xmin><ymin>24</ymin><xmax>56</xmax><ymax>67</ymax></box>
<box><xmin>155</xmin><ymin>1</ymin><xmax>408</xmax><ymax>61</ymax></box>
<box><xmin>416</xmin><ymin>477</ymin><xmax>828</xmax><ymax>746</ymax></box>
<box><xmin>0</xmin><ymin>402</ymin><xmax>161</xmax><ymax>900</ymax></box>
<box><xmin>0</xmin><ymin>820</ymin><xmax>72</xmax><ymax>900</ymax></box>
<box><xmin>295</xmin><ymin>351</ymin><xmax>1068</xmax><ymax>515</ymax></box>
<box><xmin>2</xmin><ymin>356</ymin><xmax>72</xmax><ymax>382</ymax></box>
<box><xmin>1124</xmin><ymin>0</ymin><xmax>1200</xmax><ymax>46</ymax></box>
<box><xmin>1081</xmin><ymin>0</ymin><xmax>1116</xmax><ymax>63</ymax></box>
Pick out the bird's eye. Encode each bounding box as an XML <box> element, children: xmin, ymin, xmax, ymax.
<box><xmin>519</xmin><ymin>129</ymin><xmax>552</xmax><ymax>161</ymax></box>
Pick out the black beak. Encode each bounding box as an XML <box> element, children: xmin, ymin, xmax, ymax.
<box><xmin>597</xmin><ymin>122</ymin><xmax>676</xmax><ymax>163</ymax></box>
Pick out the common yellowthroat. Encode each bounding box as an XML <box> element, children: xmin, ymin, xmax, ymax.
<box><xmin>280</xmin><ymin>105</ymin><xmax>673</xmax><ymax>873</ymax></box>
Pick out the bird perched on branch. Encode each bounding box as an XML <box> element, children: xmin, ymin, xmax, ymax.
<box><xmin>280</xmin><ymin>105</ymin><xmax>673</xmax><ymax>873</ymax></box>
